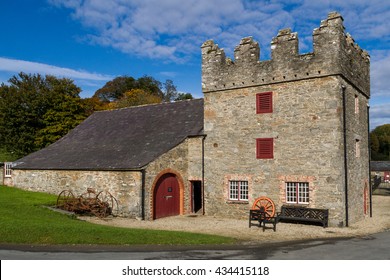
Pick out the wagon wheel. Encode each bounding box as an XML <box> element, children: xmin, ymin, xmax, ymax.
<box><xmin>56</xmin><ymin>190</ymin><xmax>76</xmax><ymax>212</ymax></box>
<box><xmin>251</xmin><ymin>196</ymin><xmax>275</xmax><ymax>218</ymax></box>
<box><xmin>96</xmin><ymin>191</ymin><xmax>119</xmax><ymax>217</ymax></box>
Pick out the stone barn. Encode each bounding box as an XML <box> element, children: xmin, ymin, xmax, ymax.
<box><xmin>9</xmin><ymin>99</ymin><xmax>205</xmax><ymax>220</ymax></box>
<box><xmin>6</xmin><ymin>12</ymin><xmax>370</xmax><ymax>227</ymax></box>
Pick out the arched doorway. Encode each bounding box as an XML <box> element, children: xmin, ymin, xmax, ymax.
<box><xmin>153</xmin><ymin>173</ymin><xmax>180</xmax><ymax>219</ymax></box>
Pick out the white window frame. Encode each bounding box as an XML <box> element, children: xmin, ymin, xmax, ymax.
<box><xmin>229</xmin><ymin>180</ymin><xmax>249</xmax><ymax>201</ymax></box>
<box><xmin>355</xmin><ymin>139</ymin><xmax>360</xmax><ymax>158</ymax></box>
<box><xmin>355</xmin><ymin>94</ymin><xmax>359</xmax><ymax>115</ymax></box>
<box><xmin>286</xmin><ymin>182</ymin><xmax>309</xmax><ymax>204</ymax></box>
<box><xmin>4</xmin><ymin>162</ymin><xmax>13</xmax><ymax>178</ymax></box>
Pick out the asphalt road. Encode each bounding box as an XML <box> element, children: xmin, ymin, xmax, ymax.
<box><xmin>1</xmin><ymin>230</ymin><xmax>389</xmax><ymax>260</ymax></box>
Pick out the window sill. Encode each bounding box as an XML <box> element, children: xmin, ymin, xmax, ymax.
<box><xmin>226</xmin><ymin>200</ymin><xmax>249</xmax><ymax>205</ymax></box>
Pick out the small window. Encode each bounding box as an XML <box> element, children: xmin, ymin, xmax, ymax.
<box><xmin>256</xmin><ymin>138</ymin><xmax>274</xmax><ymax>159</ymax></box>
<box><xmin>229</xmin><ymin>181</ymin><xmax>248</xmax><ymax>201</ymax></box>
<box><xmin>4</xmin><ymin>162</ymin><xmax>13</xmax><ymax>178</ymax></box>
<box><xmin>286</xmin><ymin>182</ymin><xmax>309</xmax><ymax>204</ymax></box>
<box><xmin>256</xmin><ymin>92</ymin><xmax>273</xmax><ymax>114</ymax></box>
<box><xmin>355</xmin><ymin>139</ymin><xmax>360</xmax><ymax>158</ymax></box>
<box><xmin>355</xmin><ymin>95</ymin><xmax>359</xmax><ymax>115</ymax></box>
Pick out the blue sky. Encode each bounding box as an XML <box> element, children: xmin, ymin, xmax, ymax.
<box><xmin>0</xmin><ymin>0</ymin><xmax>389</xmax><ymax>129</ymax></box>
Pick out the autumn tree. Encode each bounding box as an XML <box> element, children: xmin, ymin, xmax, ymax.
<box><xmin>93</xmin><ymin>75</ymin><xmax>162</xmax><ymax>103</ymax></box>
<box><xmin>113</xmin><ymin>89</ymin><xmax>162</xmax><ymax>108</ymax></box>
<box><xmin>92</xmin><ymin>75</ymin><xmax>181</xmax><ymax>107</ymax></box>
<box><xmin>0</xmin><ymin>73</ymin><xmax>88</xmax><ymax>158</ymax></box>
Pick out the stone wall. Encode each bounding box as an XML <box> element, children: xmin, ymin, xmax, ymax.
<box><xmin>144</xmin><ymin>136</ymin><xmax>204</xmax><ymax>220</ymax></box>
<box><xmin>343</xmin><ymin>82</ymin><xmax>370</xmax><ymax>224</ymax></box>
<box><xmin>11</xmin><ymin>169</ymin><xmax>143</xmax><ymax>217</ymax></box>
<box><xmin>202</xmin><ymin>12</ymin><xmax>370</xmax><ymax>227</ymax></box>
<box><xmin>7</xmin><ymin>136</ymin><xmax>204</xmax><ymax>220</ymax></box>
<box><xmin>0</xmin><ymin>165</ymin><xmax>3</xmax><ymax>185</ymax></box>
<box><xmin>201</xmin><ymin>12</ymin><xmax>369</xmax><ymax>97</ymax></box>
<box><xmin>203</xmin><ymin>77</ymin><xmax>347</xmax><ymax>225</ymax></box>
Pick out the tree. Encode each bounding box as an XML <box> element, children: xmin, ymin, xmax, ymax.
<box><xmin>370</xmin><ymin>124</ymin><xmax>390</xmax><ymax>160</ymax></box>
<box><xmin>162</xmin><ymin>79</ymin><xmax>178</xmax><ymax>102</ymax></box>
<box><xmin>113</xmin><ymin>89</ymin><xmax>162</xmax><ymax>108</ymax></box>
<box><xmin>92</xmin><ymin>75</ymin><xmax>183</xmax><ymax>105</ymax></box>
<box><xmin>0</xmin><ymin>73</ymin><xmax>88</xmax><ymax>158</ymax></box>
<box><xmin>93</xmin><ymin>75</ymin><xmax>162</xmax><ymax>103</ymax></box>
<box><xmin>175</xmin><ymin>93</ymin><xmax>194</xmax><ymax>101</ymax></box>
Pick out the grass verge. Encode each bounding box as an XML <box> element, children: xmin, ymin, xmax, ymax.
<box><xmin>0</xmin><ymin>186</ymin><xmax>235</xmax><ymax>245</ymax></box>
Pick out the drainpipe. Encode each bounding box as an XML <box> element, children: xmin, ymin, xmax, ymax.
<box><xmin>141</xmin><ymin>169</ymin><xmax>146</xmax><ymax>220</ymax></box>
<box><xmin>202</xmin><ymin>135</ymin><xmax>206</xmax><ymax>215</ymax></box>
<box><xmin>342</xmin><ymin>85</ymin><xmax>349</xmax><ymax>227</ymax></box>
<box><xmin>367</xmin><ymin>104</ymin><xmax>372</xmax><ymax>217</ymax></box>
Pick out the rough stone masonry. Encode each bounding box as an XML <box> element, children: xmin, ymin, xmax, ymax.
<box><xmin>201</xmin><ymin>11</ymin><xmax>370</xmax><ymax>227</ymax></box>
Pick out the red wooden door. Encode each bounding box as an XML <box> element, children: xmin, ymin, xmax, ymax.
<box><xmin>154</xmin><ymin>174</ymin><xmax>180</xmax><ymax>219</ymax></box>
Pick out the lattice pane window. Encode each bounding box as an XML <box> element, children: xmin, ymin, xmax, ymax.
<box><xmin>229</xmin><ymin>180</ymin><xmax>248</xmax><ymax>201</ymax></box>
<box><xmin>298</xmin><ymin>182</ymin><xmax>309</xmax><ymax>203</ymax></box>
<box><xmin>286</xmin><ymin>182</ymin><xmax>309</xmax><ymax>204</ymax></box>
<box><xmin>4</xmin><ymin>162</ymin><xmax>13</xmax><ymax>178</ymax></box>
<box><xmin>239</xmin><ymin>181</ymin><xmax>249</xmax><ymax>201</ymax></box>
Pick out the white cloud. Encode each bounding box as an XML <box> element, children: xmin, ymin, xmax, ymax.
<box><xmin>0</xmin><ymin>57</ymin><xmax>113</xmax><ymax>81</ymax></box>
<box><xmin>48</xmin><ymin>0</ymin><xmax>389</xmax><ymax>63</ymax></box>
<box><xmin>47</xmin><ymin>0</ymin><xmax>390</xmax><ymax>110</ymax></box>
<box><xmin>48</xmin><ymin>0</ymin><xmax>297</xmax><ymax>61</ymax></box>
<box><xmin>371</xmin><ymin>51</ymin><xmax>390</xmax><ymax>98</ymax></box>
<box><xmin>370</xmin><ymin>103</ymin><xmax>390</xmax><ymax>129</ymax></box>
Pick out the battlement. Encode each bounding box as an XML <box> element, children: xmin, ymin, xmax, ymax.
<box><xmin>201</xmin><ymin>12</ymin><xmax>370</xmax><ymax>96</ymax></box>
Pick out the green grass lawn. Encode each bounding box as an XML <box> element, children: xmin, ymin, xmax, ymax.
<box><xmin>0</xmin><ymin>186</ymin><xmax>235</xmax><ymax>245</ymax></box>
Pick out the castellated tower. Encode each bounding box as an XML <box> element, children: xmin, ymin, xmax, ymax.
<box><xmin>201</xmin><ymin>12</ymin><xmax>370</xmax><ymax>227</ymax></box>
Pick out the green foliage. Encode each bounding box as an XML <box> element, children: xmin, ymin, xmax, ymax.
<box><xmin>0</xmin><ymin>73</ymin><xmax>88</xmax><ymax>158</ymax></box>
<box><xmin>0</xmin><ymin>186</ymin><xmax>235</xmax><ymax>245</ymax></box>
<box><xmin>0</xmin><ymin>148</ymin><xmax>18</xmax><ymax>162</ymax></box>
<box><xmin>0</xmin><ymin>72</ymin><xmax>194</xmax><ymax>159</ymax></box>
<box><xmin>370</xmin><ymin>124</ymin><xmax>390</xmax><ymax>160</ymax></box>
<box><xmin>113</xmin><ymin>89</ymin><xmax>162</xmax><ymax>108</ymax></box>
<box><xmin>93</xmin><ymin>75</ymin><xmax>180</xmax><ymax>105</ymax></box>
<box><xmin>93</xmin><ymin>75</ymin><xmax>162</xmax><ymax>102</ymax></box>
<box><xmin>175</xmin><ymin>93</ymin><xmax>194</xmax><ymax>101</ymax></box>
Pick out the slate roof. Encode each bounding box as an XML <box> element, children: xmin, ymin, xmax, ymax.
<box><xmin>14</xmin><ymin>99</ymin><xmax>204</xmax><ymax>170</ymax></box>
<box><xmin>371</xmin><ymin>161</ymin><xmax>390</xmax><ymax>172</ymax></box>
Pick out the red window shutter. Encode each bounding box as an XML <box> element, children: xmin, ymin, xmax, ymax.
<box><xmin>256</xmin><ymin>92</ymin><xmax>273</xmax><ymax>114</ymax></box>
<box><xmin>256</xmin><ymin>138</ymin><xmax>274</xmax><ymax>159</ymax></box>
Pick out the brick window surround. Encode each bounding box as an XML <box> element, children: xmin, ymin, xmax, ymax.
<box><xmin>286</xmin><ymin>182</ymin><xmax>309</xmax><ymax>204</ymax></box>
<box><xmin>256</xmin><ymin>138</ymin><xmax>274</xmax><ymax>159</ymax></box>
<box><xmin>224</xmin><ymin>174</ymin><xmax>252</xmax><ymax>204</ymax></box>
<box><xmin>256</xmin><ymin>92</ymin><xmax>273</xmax><ymax>114</ymax></box>
<box><xmin>229</xmin><ymin>180</ymin><xmax>249</xmax><ymax>201</ymax></box>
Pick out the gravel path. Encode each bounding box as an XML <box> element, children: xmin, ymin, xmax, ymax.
<box><xmin>80</xmin><ymin>195</ymin><xmax>390</xmax><ymax>244</ymax></box>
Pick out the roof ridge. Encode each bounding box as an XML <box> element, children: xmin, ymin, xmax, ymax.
<box><xmin>94</xmin><ymin>98</ymin><xmax>204</xmax><ymax>113</ymax></box>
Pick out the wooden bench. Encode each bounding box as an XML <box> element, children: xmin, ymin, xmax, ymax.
<box><xmin>277</xmin><ymin>205</ymin><xmax>329</xmax><ymax>228</ymax></box>
<box><xmin>249</xmin><ymin>209</ymin><xmax>277</xmax><ymax>231</ymax></box>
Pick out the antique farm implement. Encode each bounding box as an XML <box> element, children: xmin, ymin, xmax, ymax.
<box><xmin>56</xmin><ymin>188</ymin><xmax>118</xmax><ymax>218</ymax></box>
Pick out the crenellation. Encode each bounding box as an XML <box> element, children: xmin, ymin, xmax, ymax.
<box><xmin>270</xmin><ymin>28</ymin><xmax>299</xmax><ymax>60</ymax></box>
<box><xmin>234</xmin><ymin>37</ymin><xmax>260</xmax><ymax>63</ymax></box>
<box><xmin>202</xmin><ymin>11</ymin><xmax>369</xmax><ymax>97</ymax></box>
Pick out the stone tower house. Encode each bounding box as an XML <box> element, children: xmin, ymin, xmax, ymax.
<box><xmin>201</xmin><ymin>12</ymin><xmax>370</xmax><ymax>227</ymax></box>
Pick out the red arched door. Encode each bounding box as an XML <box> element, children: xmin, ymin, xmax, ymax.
<box><xmin>154</xmin><ymin>173</ymin><xmax>180</xmax><ymax>219</ymax></box>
